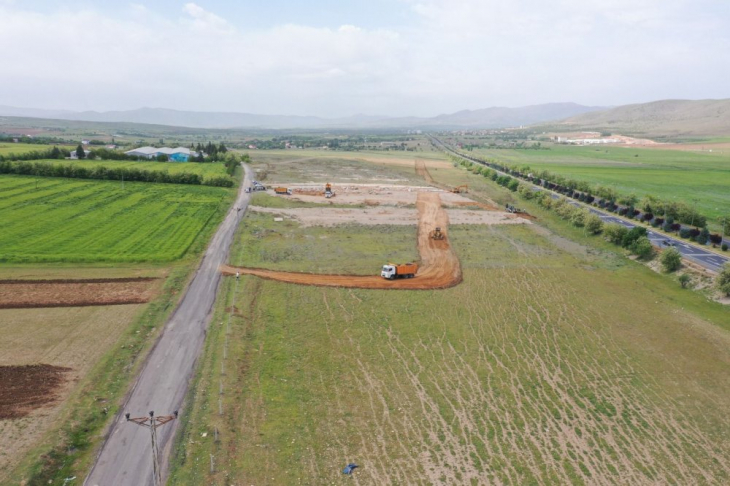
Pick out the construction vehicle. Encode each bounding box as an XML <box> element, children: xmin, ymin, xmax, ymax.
<box><xmin>324</xmin><ymin>183</ymin><xmax>334</xmax><ymax>198</ymax></box>
<box><xmin>381</xmin><ymin>262</ymin><xmax>418</xmax><ymax>280</ymax></box>
<box><xmin>451</xmin><ymin>185</ymin><xmax>469</xmax><ymax>194</ymax></box>
<box><xmin>274</xmin><ymin>187</ymin><xmax>292</xmax><ymax>195</ymax></box>
<box><xmin>430</xmin><ymin>227</ymin><xmax>445</xmax><ymax>240</ymax></box>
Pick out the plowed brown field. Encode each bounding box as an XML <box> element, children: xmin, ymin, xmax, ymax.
<box><xmin>222</xmin><ymin>192</ymin><xmax>462</xmax><ymax>289</ymax></box>
<box><xmin>0</xmin><ymin>277</ymin><xmax>160</xmax><ymax>309</ymax></box>
<box><xmin>0</xmin><ymin>364</ymin><xmax>71</xmax><ymax>419</ymax></box>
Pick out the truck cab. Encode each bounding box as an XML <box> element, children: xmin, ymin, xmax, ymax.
<box><xmin>381</xmin><ymin>264</ymin><xmax>397</xmax><ymax>279</ymax></box>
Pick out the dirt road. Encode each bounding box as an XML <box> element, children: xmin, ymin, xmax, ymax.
<box><xmin>84</xmin><ymin>165</ymin><xmax>253</xmax><ymax>486</ymax></box>
<box><xmin>222</xmin><ymin>192</ymin><xmax>463</xmax><ymax>290</ymax></box>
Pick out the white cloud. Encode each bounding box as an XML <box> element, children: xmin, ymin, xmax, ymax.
<box><xmin>0</xmin><ymin>1</ymin><xmax>727</xmax><ymax>116</ymax></box>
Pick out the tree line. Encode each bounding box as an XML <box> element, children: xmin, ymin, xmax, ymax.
<box><xmin>0</xmin><ymin>160</ymin><xmax>234</xmax><ymax>187</ymax></box>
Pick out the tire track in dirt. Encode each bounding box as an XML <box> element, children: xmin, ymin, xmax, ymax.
<box><xmin>221</xmin><ymin>192</ymin><xmax>462</xmax><ymax>290</ymax></box>
<box><xmin>414</xmin><ymin>159</ymin><xmax>434</xmax><ymax>184</ymax></box>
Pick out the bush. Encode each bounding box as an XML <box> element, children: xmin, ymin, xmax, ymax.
<box><xmin>709</xmin><ymin>233</ymin><xmax>722</xmax><ymax>245</ymax></box>
<box><xmin>603</xmin><ymin>223</ymin><xmax>628</xmax><ymax>245</ymax></box>
<box><xmin>585</xmin><ymin>213</ymin><xmax>604</xmax><ymax>234</ymax></box>
<box><xmin>723</xmin><ymin>243</ymin><xmax>728</xmax><ymax>251</ymax></box>
<box><xmin>679</xmin><ymin>274</ymin><xmax>691</xmax><ymax>288</ymax></box>
<box><xmin>630</xmin><ymin>236</ymin><xmax>654</xmax><ymax>260</ymax></box>
<box><xmin>697</xmin><ymin>228</ymin><xmax>710</xmax><ymax>245</ymax></box>
<box><xmin>679</xmin><ymin>228</ymin><xmax>691</xmax><ymax>239</ymax></box>
<box><xmin>660</xmin><ymin>248</ymin><xmax>682</xmax><ymax>272</ymax></box>
<box><xmin>717</xmin><ymin>264</ymin><xmax>730</xmax><ymax>296</ymax></box>
<box><xmin>570</xmin><ymin>209</ymin><xmax>586</xmax><ymax>227</ymax></box>
<box><xmin>622</xmin><ymin>226</ymin><xmax>647</xmax><ymax>248</ymax></box>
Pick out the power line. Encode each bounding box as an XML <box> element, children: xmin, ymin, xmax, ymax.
<box><xmin>125</xmin><ymin>410</ymin><xmax>178</xmax><ymax>486</ymax></box>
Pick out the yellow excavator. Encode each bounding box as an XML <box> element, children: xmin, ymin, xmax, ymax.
<box><xmin>451</xmin><ymin>185</ymin><xmax>468</xmax><ymax>194</ymax></box>
<box><xmin>430</xmin><ymin>226</ymin><xmax>445</xmax><ymax>240</ymax></box>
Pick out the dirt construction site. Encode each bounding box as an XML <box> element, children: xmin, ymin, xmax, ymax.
<box><xmin>223</xmin><ymin>176</ymin><xmax>530</xmax><ymax>289</ymax></box>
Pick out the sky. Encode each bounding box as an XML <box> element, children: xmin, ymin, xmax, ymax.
<box><xmin>0</xmin><ymin>0</ymin><xmax>728</xmax><ymax>117</ymax></box>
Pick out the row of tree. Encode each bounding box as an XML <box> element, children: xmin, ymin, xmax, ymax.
<box><xmin>450</xmin><ymin>151</ymin><xmax>723</xmax><ymax>234</ymax></box>
<box><xmin>453</xmin><ymin>155</ymin><xmax>730</xmax><ymax>294</ymax></box>
<box><xmin>0</xmin><ymin>160</ymin><xmax>233</xmax><ymax>187</ymax></box>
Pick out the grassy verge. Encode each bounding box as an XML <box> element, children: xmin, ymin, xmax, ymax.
<box><xmin>231</xmin><ymin>211</ymin><xmax>418</xmax><ymax>275</ymax></box>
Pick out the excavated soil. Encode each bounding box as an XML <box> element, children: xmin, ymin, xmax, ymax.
<box><xmin>0</xmin><ymin>364</ymin><xmax>72</xmax><ymax>419</ymax></box>
<box><xmin>222</xmin><ymin>193</ymin><xmax>463</xmax><ymax>290</ymax></box>
<box><xmin>0</xmin><ymin>277</ymin><xmax>160</xmax><ymax>308</ymax></box>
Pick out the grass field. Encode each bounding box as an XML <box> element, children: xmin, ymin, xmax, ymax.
<box><xmin>170</xmin><ymin>156</ymin><xmax>730</xmax><ymax>485</ymax></box>
<box><xmin>0</xmin><ymin>143</ymin><xmax>74</xmax><ymax>156</ymax></box>
<box><xmin>25</xmin><ymin>158</ymin><xmax>229</xmax><ymax>180</ymax></box>
<box><xmin>470</xmin><ymin>145</ymin><xmax>730</xmax><ymax>227</ymax></box>
<box><xmin>0</xmin><ymin>175</ymin><xmax>233</xmax><ymax>263</ymax></box>
<box><xmin>230</xmin><ymin>211</ymin><xmax>418</xmax><ymax>274</ymax></box>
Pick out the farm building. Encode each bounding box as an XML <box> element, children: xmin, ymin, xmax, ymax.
<box><xmin>125</xmin><ymin>146</ymin><xmax>196</xmax><ymax>161</ymax></box>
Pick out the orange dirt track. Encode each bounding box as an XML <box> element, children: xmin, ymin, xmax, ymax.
<box><xmin>221</xmin><ymin>192</ymin><xmax>463</xmax><ymax>290</ymax></box>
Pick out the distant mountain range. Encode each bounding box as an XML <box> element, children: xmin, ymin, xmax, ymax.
<box><xmin>0</xmin><ymin>103</ymin><xmax>603</xmax><ymax>130</ymax></box>
<box><xmin>556</xmin><ymin>99</ymin><xmax>730</xmax><ymax>137</ymax></box>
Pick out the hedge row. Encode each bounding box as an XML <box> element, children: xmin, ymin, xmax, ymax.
<box><xmin>0</xmin><ymin>160</ymin><xmax>234</xmax><ymax>187</ymax></box>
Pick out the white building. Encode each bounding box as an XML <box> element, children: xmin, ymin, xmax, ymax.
<box><xmin>125</xmin><ymin>146</ymin><xmax>196</xmax><ymax>161</ymax></box>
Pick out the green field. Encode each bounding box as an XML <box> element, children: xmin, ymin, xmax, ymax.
<box><xmin>231</xmin><ymin>211</ymin><xmax>418</xmax><ymax>274</ymax></box>
<box><xmin>0</xmin><ymin>143</ymin><xmax>74</xmax><ymax>156</ymax></box>
<box><xmin>24</xmin><ymin>158</ymin><xmax>229</xmax><ymax>179</ymax></box>
<box><xmin>470</xmin><ymin>145</ymin><xmax>730</xmax><ymax>227</ymax></box>
<box><xmin>171</xmin><ymin>157</ymin><xmax>730</xmax><ymax>485</ymax></box>
<box><xmin>0</xmin><ymin>175</ymin><xmax>233</xmax><ymax>262</ymax></box>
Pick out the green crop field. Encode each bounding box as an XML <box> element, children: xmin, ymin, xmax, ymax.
<box><xmin>170</xmin><ymin>158</ymin><xmax>730</xmax><ymax>485</ymax></box>
<box><xmin>24</xmin><ymin>158</ymin><xmax>229</xmax><ymax>179</ymax></box>
<box><xmin>0</xmin><ymin>143</ymin><xmax>74</xmax><ymax>156</ymax></box>
<box><xmin>0</xmin><ymin>175</ymin><xmax>233</xmax><ymax>263</ymax></box>
<box><xmin>470</xmin><ymin>145</ymin><xmax>730</xmax><ymax>227</ymax></box>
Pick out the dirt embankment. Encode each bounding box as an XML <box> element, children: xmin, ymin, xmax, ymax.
<box><xmin>0</xmin><ymin>277</ymin><xmax>160</xmax><ymax>309</ymax></box>
<box><xmin>222</xmin><ymin>192</ymin><xmax>462</xmax><ymax>290</ymax></box>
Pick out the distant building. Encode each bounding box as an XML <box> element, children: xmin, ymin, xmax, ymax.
<box><xmin>124</xmin><ymin>146</ymin><xmax>195</xmax><ymax>162</ymax></box>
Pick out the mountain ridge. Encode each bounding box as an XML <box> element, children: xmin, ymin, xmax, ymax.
<box><xmin>0</xmin><ymin>102</ymin><xmax>603</xmax><ymax>130</ymax></box>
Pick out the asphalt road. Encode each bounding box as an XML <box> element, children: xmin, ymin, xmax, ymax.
<box><xmin>85</xmin><ymin>164</ymin><xmax>253</xmax><ymax>486</ymax></box>
<box><xmin>431</xmin><ymin>136</ymin><xmax>729</xmax><ymax>273</ymax></box>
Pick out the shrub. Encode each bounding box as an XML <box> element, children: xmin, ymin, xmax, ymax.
<box><xmin>709</xmin><ymin>233</ymin><xmax>722</xmax><ymax>245</ymax></box>
<box><xmin>697</xmin><ymin>228</ymin><xmax>710</xmax><ymax>245</ymax></box>
<box><xmin>717</xmin><ymin>263</ymin><xmax>730</xmax><ymax>296</ymax></box>
<box><xmin>603</xmin><ymin>223</ymin><xmax>628</xmax><ymax>245</ymax></box>
<box><xmin>660</xmin><ymin>248</ymin><xmax>682</xmax><ymax>272</ymax></box>
<box><xmin>679</xmin><ymin>274</ymin><xmax>691</xmax><ymax>288</ymax></box>
<box><xmin>722</xmin><ymin>243</ymin><xmax>728</xmax><ymax>251</ymax></box>
<box><xmin>585</xmin><ymin>213</ymin><xmax>604</xmax><ymax>234</ymax></box>
<box><xmin>622</xmin><ymin>226</ymin><xmax>647</xmax><ymax>248</ymax></box>
<box><xmin>570</xmin><ymin>209</ymin><xmax>587</xmax><ymax>227</ymax></box>
<box><xmin>507</xmin><ymin>179</ymin><xmax>519</xmax><ymax>192</ymax></box>
<box><xmin>679</xmin><ymin>228</ymin><xmax>691</xmax><ymax>239</ymax></box>
<box><xmin>630</xmin><ymin>236</ymin><xmax>654</xmax><ymax>260</ymax></box>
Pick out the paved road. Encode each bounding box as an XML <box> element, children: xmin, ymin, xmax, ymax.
<box><xmin>85</xmin><ymin>164</ymin><xmax>253</xmax><ymax>486</ymax></box>
<box><xmin>431</xmin><ymin>136</ymin><xmax>730</xmax><ymax>273</ymax></box>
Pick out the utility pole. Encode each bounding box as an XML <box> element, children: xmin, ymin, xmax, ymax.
<box><xmin>125</xmin><ymin>410</ymin><xmax>178</xmax><ymax>486</ymax></box>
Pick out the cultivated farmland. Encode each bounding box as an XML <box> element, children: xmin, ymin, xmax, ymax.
<box><xmin>470</xmin><ymin>145</ymin><xmax>730</xmax><ymax>226</ymax></box>
<box><xmin>171</xmin><ymin>154</ymin><xmax>730</xmax><ymax>484</ymax></box>
<box><xmin>0</xmin><ymin>143</ymin><xmax>73</xmax><ymax>156</ymax></box>
<box><xmin>24</xmin><ymin>158</ymin><xmax>230</xmax><ymax>180</ymax></box>
<box><xmin>0</xmin><ymin>175</ymin><xmax>233</xmax><ymax>262</ymax></box>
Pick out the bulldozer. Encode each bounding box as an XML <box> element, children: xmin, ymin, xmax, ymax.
<box><xmin>451</xmin><ymin>185</ymin><xmax>468</xmax><ymax>194</ymax></box>
<box><xmin>430</xmin><ymin>226</ymin><xmax>445</xmax><ymax>240</ymax></box>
